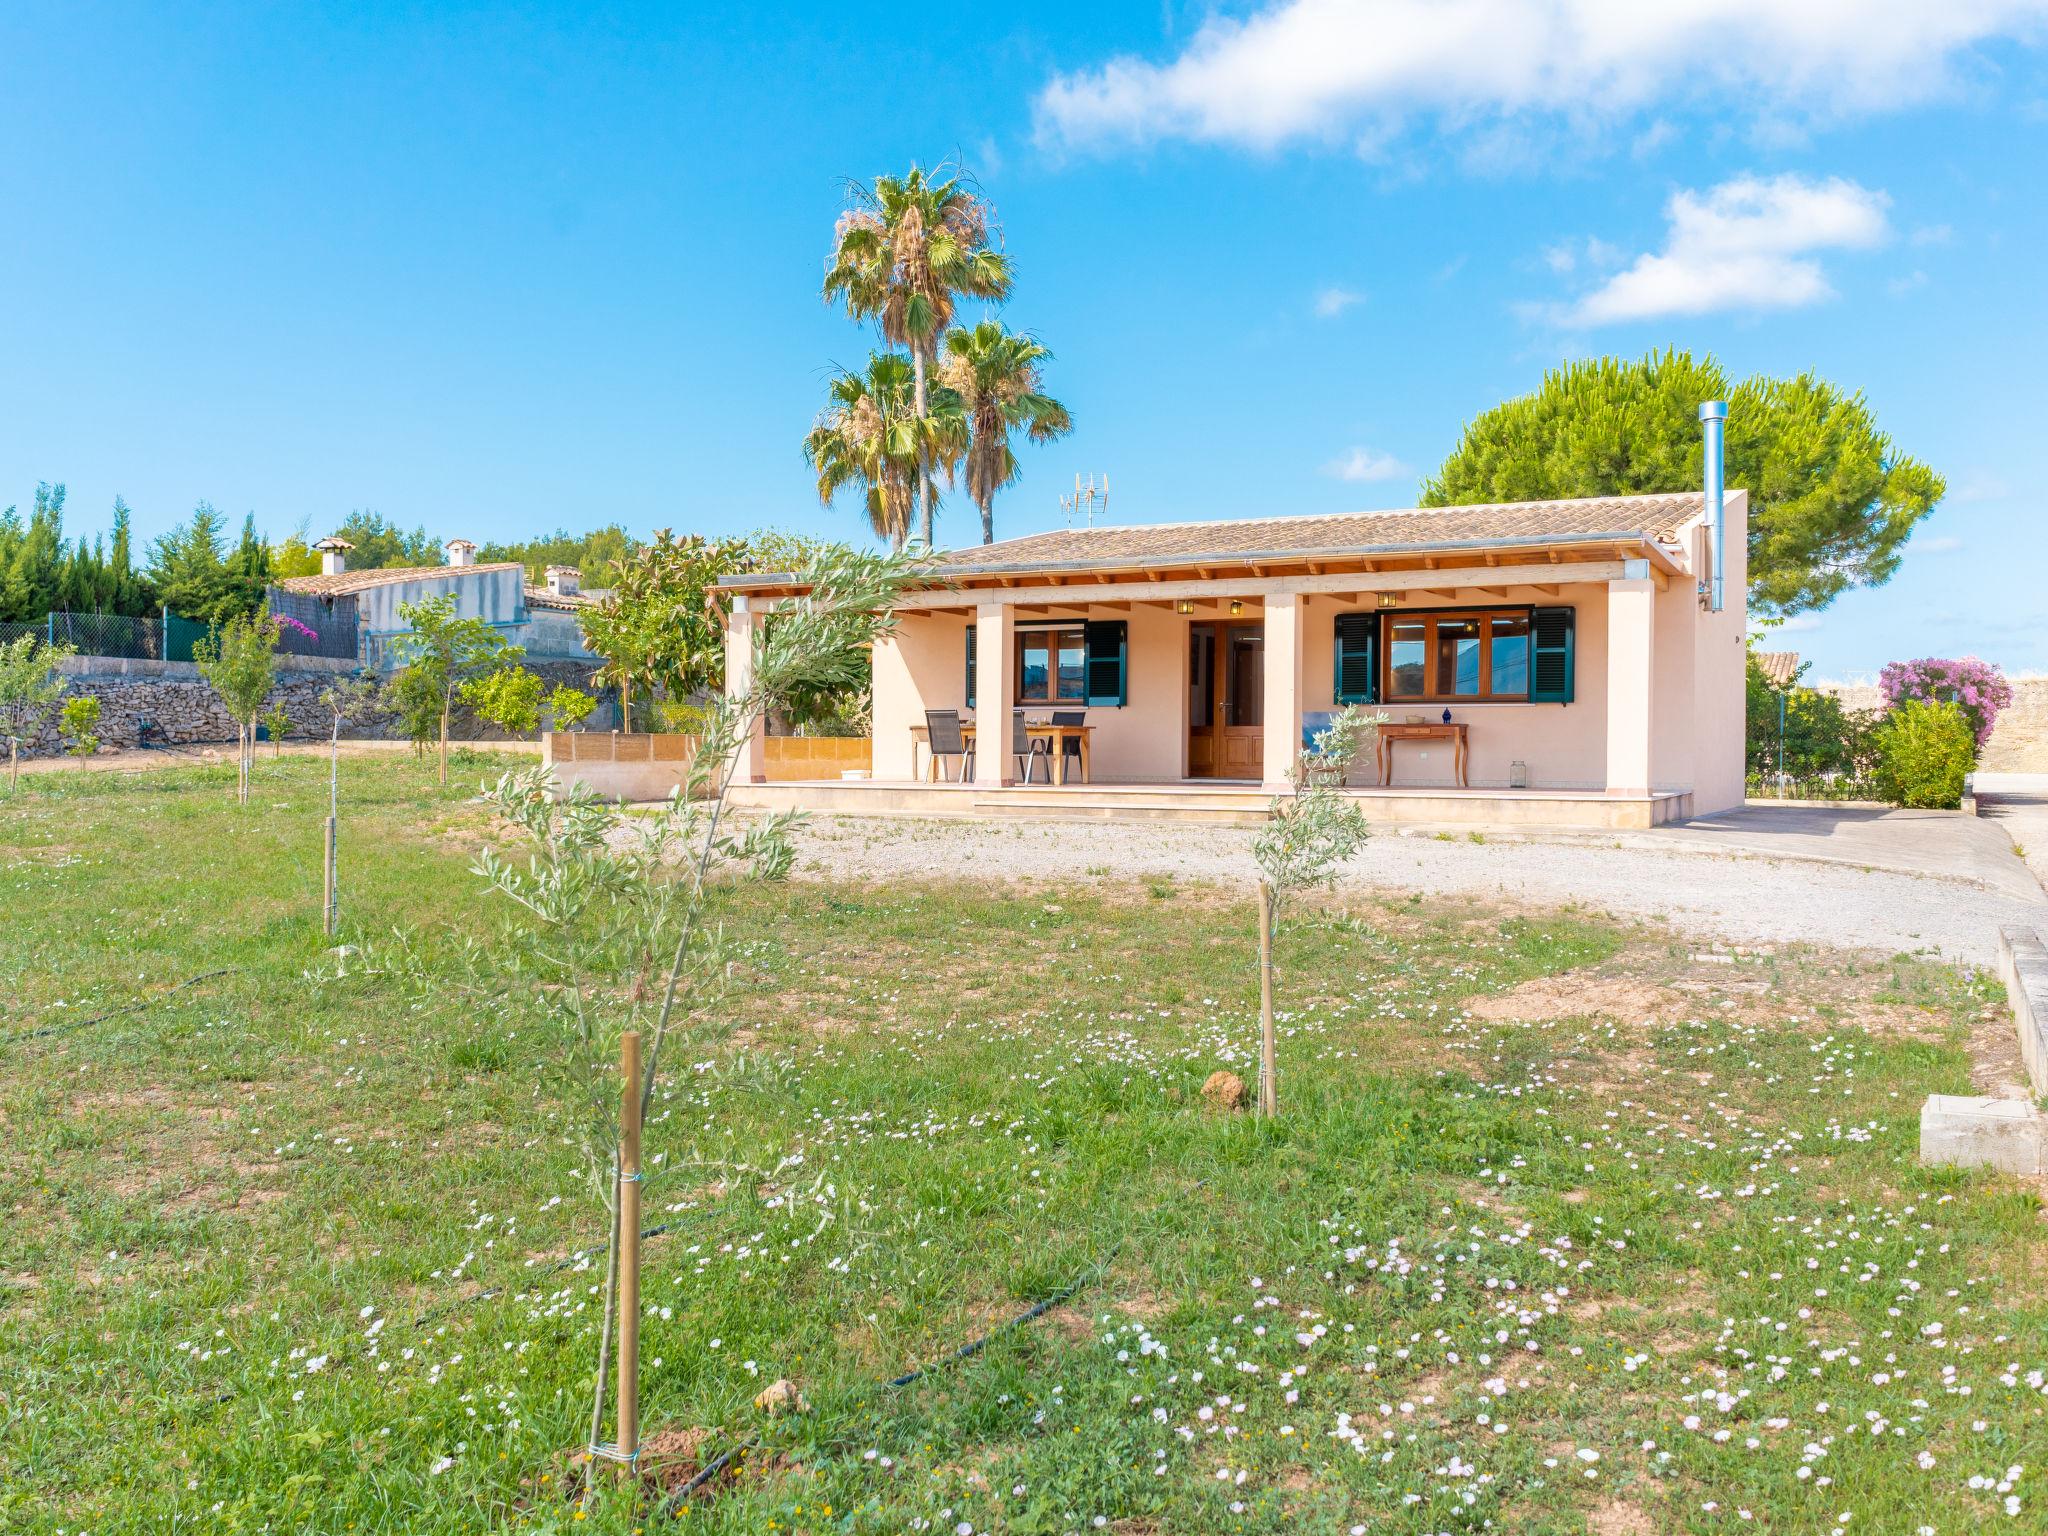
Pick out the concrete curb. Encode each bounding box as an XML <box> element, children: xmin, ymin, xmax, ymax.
<box><xmin>2001</xmin><ymin>924</ymin><xmax>2048</xmax><ymax>1098</ymax></box>
<box><xmin>1921</xmin><ymin>1095</ymin><xmax>2048</xmax><ymax>1176</ymax></box>
<box><xmin>1920</xmin><ymin>924</ymin><xmax>2048</xmax><ymax>1176</ymax></box>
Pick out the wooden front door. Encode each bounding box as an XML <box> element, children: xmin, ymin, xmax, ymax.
<box><xmin>1187</xmin><ymin>622</ymin><xmax>1265</xmax><ymax>779</ymax></box>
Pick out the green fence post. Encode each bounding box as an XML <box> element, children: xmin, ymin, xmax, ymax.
<box><xmin>47</xmin><ymin>613</ymin><xmax>54</xmax><ymax>646</ymax></box>
<box><xmin>162</xmin><ymin>606</ymin><xmax>169</xmax><ymax>659</ymax></box>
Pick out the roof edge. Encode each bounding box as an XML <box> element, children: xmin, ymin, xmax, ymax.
<box><xmin>716</xmin><ymin>528</ymin><xmax>1680</xmax><ymax>592</ymax></box>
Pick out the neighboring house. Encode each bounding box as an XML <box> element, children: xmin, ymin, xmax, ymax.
<box><xmin>714</xmin><ymin>484</ymin><xmax>1749</xmax><ymax>829</ymax></box>
<box><xmin>1752</xmin><ymin>650</ymin><xmax>1801</xmax><ymax>689</ymax></box>
<box><xmin>274</xmin><ymin>538</ymin><xmax>600</xmax><ymax>670</ymax></box>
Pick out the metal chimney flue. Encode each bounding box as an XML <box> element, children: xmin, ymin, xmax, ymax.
<box><xmin>1698</xmin><ymin>400</ymin><xmax>1727</xmax><ymax>612</ymax></box>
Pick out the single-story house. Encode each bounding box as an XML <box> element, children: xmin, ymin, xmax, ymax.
<box><xmin>715</xmin><ymin>481</ymin><xmax>1750</xmax><ymax>830</ymax></box>
<box><xmin>276</xmin><ymin>538</ymin><xmax>601</xmax><ymax>670</ymax></box>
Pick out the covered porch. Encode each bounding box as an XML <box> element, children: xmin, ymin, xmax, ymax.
<box><xmin>717</xmin><ymin>491</ymin><xmax>1747</xmax><ymax>831</ymax></box>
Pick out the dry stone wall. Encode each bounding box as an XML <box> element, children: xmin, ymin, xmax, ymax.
<box><xmin>14</xmin><ymin>657</ymin><xmax>607</xmax><ymax>758</ymax></box>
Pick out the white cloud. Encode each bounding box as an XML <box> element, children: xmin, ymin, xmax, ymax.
<box><xmin>1314</xmin><ymin>285</ymin><xmax>1364</xmax><ymax>317</ymax></box>
<box><xmin>1325</xmin><ymin>445</ymin><xmax>1410</xmax><ymax>482</ymax></box>
<box><xmin>1554</xmin><ymin>174</ymin><xmax>1890</xmax><ymax>327</ymax></box>
<box><xmin>1777</xmin><ymin>614</ymin><xmax>1823</xmax><ymax>632</ymax></box>
<box><xmin>1888</xmin><ymin>268</ymin><xmax>1929</xmax><ymax>296</ymax></box>
<box><xmin>1034</xmin><ymin>1</ymin><xmax>2048</xmax><ymax>154</ymax></box>
<box><xmin>1910</xmin><ymin>222</ymin><xmax>1955</xmax><ymax>246</ymax></box>
<box><xmin>1920</xmin><ymin>534</ymin><xmax>1964</xmax><ymax>552</ymax></box>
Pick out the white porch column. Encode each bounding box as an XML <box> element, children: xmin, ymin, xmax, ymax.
<box><xmin>724</xmin><ymin>595</ymin><xmax>767</xmax><ymax>784</ymax></box>
<box><xmin>974</xmin><ymin>600</ymin><xmax>1015</xmax><ymax>787</ymax></box>
<box><xmin>1604</xmin><ymin>571</ymin><xmax>1656</xmax><ymax>797</ymax></box>
<box><xmin>1262</xmin><ymin>593</ymin><xmax>1304</xmax><ymax>792</ymax></box>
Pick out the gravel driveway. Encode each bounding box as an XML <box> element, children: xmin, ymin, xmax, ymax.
<box><xmin>788</xmin><ymin>814</ymin><xmax>2046</xmax><ymax>969</ymax></box>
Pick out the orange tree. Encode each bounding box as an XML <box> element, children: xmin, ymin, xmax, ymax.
<box><xmin>579</xmin><ymin>531</ymin><xmax>748</xmax><ymax>732</ymax></box>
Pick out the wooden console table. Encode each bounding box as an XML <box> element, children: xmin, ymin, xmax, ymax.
<box><xmin>1377</xmin><ymin>722</ymin><xmax>1469</xmax><ymax>788</ymax></box>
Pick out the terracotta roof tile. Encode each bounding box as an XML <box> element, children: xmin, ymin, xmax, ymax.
<box><xmin>276</xmin><ymin>562</ymin><xmax>522</xmax><ymax>597</ymax></box>
<box><xmin>524</xmin><ymin>583</ymin><xmax>595</xmax><ymax>611</ymax></box>
<box><xmin>1752</xmin><ymin>650</ymin><xmax>1802</xmax><ymax>689</ymax></box>
<box><xmin>932</xmin><ymin>492</ymin><xmax>1706</xmax><ymax>575</ymax></box>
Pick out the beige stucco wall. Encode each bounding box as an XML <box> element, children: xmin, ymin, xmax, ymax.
<box><xmin>856</xmin><ymin>502</ymin><xmax>1749</xmax><ymax>805</ymax></box>
<box><xmin>1300</xmin><ymin>586</ymin><xmax>1613</xmax><ymax>791</ymax></box>
<box><xmin>874</xmin><ymin>605</ymin><xmax>1195</xmax><ymax>783</ymax></box>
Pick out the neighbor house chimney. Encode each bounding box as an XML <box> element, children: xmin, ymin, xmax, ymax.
<box><xmin>445</xmin><ymin>538</ymin><xmax>477</xmax><ymax>569</ymax></box>
<box><xmin>545</xmin><ymin>565</ymin><xmax>581</xmax><ymax>598</ymax></box>
<box><xmin>314</xmin><ymin>536</ymin><xmax>352</xmax><ymax>576</ymax></box>
<box><xmin>1698</xmin><ymin>400</ymin><xmax>1727</xmax><ymax>613</ymax></box>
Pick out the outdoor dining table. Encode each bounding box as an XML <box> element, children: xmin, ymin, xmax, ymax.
<box><xmin>908</xmin><ymin>719</ymin><xmax>1094</xmax><ymax>785</ymax></box>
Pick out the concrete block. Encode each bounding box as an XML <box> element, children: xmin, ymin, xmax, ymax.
<box><xmin>1920</xmin><ymin>1094</ymin><xmax>2048</xmax><ymax>1176</ymax></box>
<box><xmin>2000</xmin><ymin>926</ymin><xmax>2048</xmax><ymax>1099</ymax></box>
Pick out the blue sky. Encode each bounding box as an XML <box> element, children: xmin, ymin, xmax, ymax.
<box><xmin>3</xmin><ymin>1</ymin><xmax>2044</xmax><ymax>677</ymax></box>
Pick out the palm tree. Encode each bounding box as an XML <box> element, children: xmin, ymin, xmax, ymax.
<box><xmin>939</xmin><ymin>321</ymin><xmax>1074</xmax><ymax>545</ymax></box>
<box><xmin>804</xmin><ymin>353</ymin><xmax>965</xmax><ymax>551</ymax></box>
<box><xmin>824</xmin><ymin>164</ymin><xmax>1011</xmax><ymax>549</ymax></box>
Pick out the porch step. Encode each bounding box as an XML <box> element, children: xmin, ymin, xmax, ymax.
<box><xmin>973</xmin><ymin>790</ymin><xmax>1274</xmax><ymax>825</ymax></box>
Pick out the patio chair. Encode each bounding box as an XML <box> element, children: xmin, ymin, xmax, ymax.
<box><xmin>1013</xmin><ymin>709</ymin><xmax>1051</xmax><ymax>783</ymax></box>
<box><xmin>1049</xmin><ymin>710</ymin><xmax>1086</xmax><ymax>783</ymax></box>
<box><xmin>924</xmin><ymin>709</ymin><xmax>973</xmax><ymax>782</ymax></box>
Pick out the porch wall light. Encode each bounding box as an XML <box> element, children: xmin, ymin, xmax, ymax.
<box><xmin>1376</xmin><ymin>593</ymin><xmax>1400</xmax><ymax>608</ymax></box>
<box><xmin>1228</xmin><ymin>599</ymin><xmax>1245</xmax><ymax>616</ymax></box>
<box><xmin>1174</xmin><ymin>599</ymin><xmax>1195</xmax><ymax>615</ymax></box>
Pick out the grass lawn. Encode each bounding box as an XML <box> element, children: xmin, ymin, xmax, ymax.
<box><xmin>2</xmin><ymin>755</ymin><xmax>2044</xmax><ymax>1535</ymax></box>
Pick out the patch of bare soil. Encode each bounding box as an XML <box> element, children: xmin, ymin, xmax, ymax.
<box><xmin>1463</xmin><ymin>976</ymin><xmax>1680</xmax><ymax>1023</ymax></box>
<box><xmin>1969</xmin><ymin>1006</ymin><xmax>2030</xmax><ymax>1096</ymax></box>
<box><xmin>638</xmin><ymin>1426</ymin><xmax>717</xmax><ymax>1496</ymax></box>
<box><xmin>1589</xmin><ymin>1499</ymin><xmax>1660</xmax><ymax>1535</ymax></box>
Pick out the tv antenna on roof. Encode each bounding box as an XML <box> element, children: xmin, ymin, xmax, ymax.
<box><xmin>1060</xmin><ymin>472</ymin><xmax>1110</xmax><ymax>528</ymax></box>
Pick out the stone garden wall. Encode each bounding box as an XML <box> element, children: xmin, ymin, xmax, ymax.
<box><xmin>16</xmin><ymin>656</ymin><xmax>608</xmax><ymax>758</ymax></box>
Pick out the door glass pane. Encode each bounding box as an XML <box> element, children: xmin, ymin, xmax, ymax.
<box><xmin>1057</xmin><ymin>630</ymin><xmax>1087</xmax><ymax>701</ymax></box>
<box><xmin>1227</xmin><ymin>629</ymin><xmax>1264</xmax><ymax>727</ymax></box>
<box><xmin>1386</xmin><ymin>619</ymin><xmax>1427</xmax><ymax>698</ymax></box>
<box><xmin>1189</xmin><ymin>629</ymin><xmax>1212</xmax><ymax>728</ymax></box>
<box><xmin>1435</xmin><ymin>618</ymin><xmax>1483</xmax><ymax>696</ymax></box>
<box><xmin>1489</xmin><ymin>615</ymin><xmax>1530</xmax><ymax>695</ymax></box>
<box><xmin>1020</xmin><ymin>633</ymin><xmax>1051</xmax><ymax>701</ymax></box>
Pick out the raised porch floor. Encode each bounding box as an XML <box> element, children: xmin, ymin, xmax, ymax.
<box><xmin>726</xmin><ymin>778</ymin><xmax>1692</xmax><ymax>830</ymax></box>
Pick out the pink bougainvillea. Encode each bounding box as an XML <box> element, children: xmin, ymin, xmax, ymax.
<box><xmin>1879</xmin><ymin>655</ymin><xmax>2012</xmax><ymax>750</ymax></box>
<box><xmin>276</xmin><ymin>615</ymin><xmax>320</xmax><ymax>645</ymax></box>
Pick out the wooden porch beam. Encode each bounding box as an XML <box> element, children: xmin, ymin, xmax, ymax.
<box><xmin>890</xmin><ymin>559</ymin><xmax>1631</xmax><ymax>611</ymax></box>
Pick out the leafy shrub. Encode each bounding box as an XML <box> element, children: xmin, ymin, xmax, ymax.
<box><xmin>1746</xmin><ymin>655</ymin><xmax>1879</xmax><ymax>780</ymax></box>
<box><xmin>460</xmin><ymin>665</ymin><xmax>544</xmax><ymax>735</ymax></box>
<box><xmin>59</xmin><ymin>694</ymin><xmax>100</xmax><ymax>760</ymax></box>
<box><xmin>545</xmin><ymin>683</ymin><xmax>597</xmax><ymax>731</ymax></box>
<box><xmin>1871</xmin><ymin>699</ymin><xmax>1975</xmax><ymax>809</ymax></box>
<box><xmin>1880</xmin><ymin>656</ymin><xmax>2011</xmax><ymax>751</ymax></box>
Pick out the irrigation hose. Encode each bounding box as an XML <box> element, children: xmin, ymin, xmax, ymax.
<box><xmin>653</xmin><ymin>1240</ymin><xmax>1125</xmax><ymax>1519</ymax></box>
<box><xmin>5</xmin><ymin>968</ymin><xmax>235</xmax><ymax>1045</ymax></box>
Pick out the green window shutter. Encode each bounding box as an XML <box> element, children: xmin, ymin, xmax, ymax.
<box><xmin>1084</xmin><ymin>620</ymin><xmax>1127</xmax><ymax>706</ymax></box>
<box><xmin>965</xmin><ymin>622</ymin><xmax>977</xmax><ymax>708</ymax></box>
<box><xmin>1530</xmin><ymin>606</ymin><xmax>1575</xmax><ymax>704</ymax></box>
<box><xmin>1333</xmin><ymin>612</ymin><xmax>1379</xmax><ymax>704</ymax></box>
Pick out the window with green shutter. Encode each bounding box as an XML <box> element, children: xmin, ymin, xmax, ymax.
<box><xmin>1084</xmin><ymin>620</ymin><xmax>1127</xmax><ymax>706</ymax></box>
<box><xmin>964</xmin><ymin>622</ymin><xmax>977</xmax><ymax>708</ymax></box>
<box><xmin>1333</xmin><ymin>612</ymin><xmax>1379</xmax><ymax>704</ymax></box>
<box><xmin>1530</xmin><ymin>606</ymin><xmax>1575</xmax><ymax>704</ymax></box>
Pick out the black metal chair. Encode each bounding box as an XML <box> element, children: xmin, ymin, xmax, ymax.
<box><xmin>924</xmin><ymin>709</ymin><xmax>973</xmax><ymax>781</ymax></box>
<box><xmin>1013</xmin><ymin>709</ymin><xmax>1051</xmax><ymax>783</ymax></box>
<box><xmin>1049</xmin><ymin>710</ymin><xmax>1086</xmax><ymax>783</ymax></box>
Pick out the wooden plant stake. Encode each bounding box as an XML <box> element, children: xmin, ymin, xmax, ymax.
<box><xmin>322</xmin><ymin>815</ymin><xmax>338</xmax><ymax>937</ymax></box>
<box><xmin>1257</xmin><ymin>880</ymin><xmax>1277</xmax><ymax>1117</ymax></box>
<box><xmin>616</xmin><ymin>1028</ymin><xmax>643</xmax><ymax>1480</ymax></box>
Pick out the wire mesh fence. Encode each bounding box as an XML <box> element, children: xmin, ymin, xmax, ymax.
<box><xmin>1</xmin><ymin>600</ymin><xmax>362</xmax><ymax>665</ymax></box>
<box><xmin>266</xmin><ymin>589</ymin><xmax>360</xmax><ymax>661</ymax></box>
<box><xmin>0</xmin><ymin>611</ymin><xmax>209</xmax><ymax>662</ymax></box>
